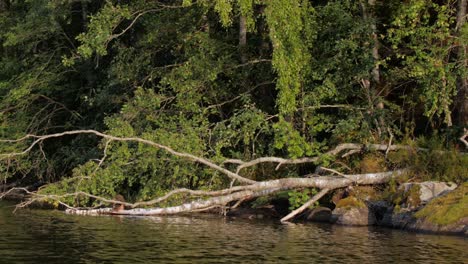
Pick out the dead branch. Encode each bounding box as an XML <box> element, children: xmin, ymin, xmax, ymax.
<box><xmin>223</xmin><ymin>143</ymin><xmax>418</xmax><ymax>172</ymax></box>
<box><xmin>0</xmin><ymin>129</ymin><xmax>416</xmax><ymax>222</ymax></box>
<box><xmin>0</xmin><ymin>130</ymin><xmax>256</xmax><ymax>184</ymax></box>
<box><xmin>280</xmin><ymin>188</ymin><xmax>330</xmax><ymax>223</ymax></box>
<box><xmin>460</xmin><ymin>128</ymin><xmax>468</xmax><ymax>149</ymax></box>
<box><xmin>61</xmin><ymin>169</ymin><xmax>407</xmax><ymax>217</ymax></box>
<box><xmin>65</xmin><ymin>188</ymin><xmax>282</xmax><ymax>216</ymax></box>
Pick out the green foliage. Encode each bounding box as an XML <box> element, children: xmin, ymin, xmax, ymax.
<box><xmin>265</xmin><ymin>0</ymin><xmax>314</xmax><ymax>115</ymax></box>
<box><xmin>251</xmin><ymin>195</ymin><xmax>270</xmax><ymax>209</ymax></box>
<box><xmin>0</xmin><ymin>0</ymin><xmax>466</xmax><ymax>207</ymax></box>
<box><xmin>288</xmin><ymin>188</ymin><xmax>319</xmax><ymax>210</ymax></box>
<box><xmin>387</xmin><ymin>137</ymin><xmax>468</xmax><ymax>183</ymax></box>
<box><xmin>273</xmin><ymin>118</ymin><xmax>313</xmax><ymax>158</ymax></box>
<box><xmin>76</xmin><ymin>2</ymin><xmax>132</xmax><ymax>58</ymax></box>
<box><xmin>387</xmin><ymin>0</ymin><xmax>460</xmax><ymax>125</ymax></box>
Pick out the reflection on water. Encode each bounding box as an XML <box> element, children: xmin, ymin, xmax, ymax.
<box><xmin>0</xmin><ymin>201</ymin><xmax>466</xmax><ymax>263</ymax></box>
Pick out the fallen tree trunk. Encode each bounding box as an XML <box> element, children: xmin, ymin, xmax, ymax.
<box><xmin>0</xmin><ymin>129</ymin><xmax>416</xmax><ymax>222</ymax></box>
<box><xmin>64</xmin><ymin>169</ymin><xmax>407</xmax><ymax>216</ymax></box>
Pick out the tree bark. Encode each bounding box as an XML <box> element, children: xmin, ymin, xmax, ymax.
<box><xmin>239</xmin><ymin>15</ymin><xmax>247</xmax><ymax>63</ymax></box>
<box><xmin>361</xmin><ymin>0</ymin><xmax>385</xmax><ymax>137</ymax></box>
<box><xmin>365</xmin><ymin>0</ymin><xmax>380</xmax><ymax>85</ymax></box>
<box><xmin>0</xmin><ymin>129</ymin><xmax>417</xmax><ymax>222</ymax></box>
<box><xmin>81</xmin><ymin>0</ymin><xmax>88</xmax><ymax>29</ymax></box>
<box><xmin>63</xmin><ymin>170</ymin><xmax>406</xmax><ymax>217</ymax></box>
<box><xmin>455</xmin><ymin>0</ymin><xmax>467</xmax><ymax>127</ymax></box>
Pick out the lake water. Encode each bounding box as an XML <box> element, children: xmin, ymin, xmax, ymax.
<box><xmin>0</xmin><ymin>201</ymin><xmax>466</xmax><ymax>263</ymax></box>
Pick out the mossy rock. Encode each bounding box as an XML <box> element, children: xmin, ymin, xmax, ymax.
<box><xmin>336</xmin><ymin>196</ymin><xmax>365</xmax><ymax>210</ymax></box>
<box><xmin>348</xmin><ymin>186</ymin><xmax>382</xmax><ymax>201</ymax></box>
<box><xmin>415</xmin><ymin>182</ymin><xmax>468</xmax><ymax>226</ymax></box>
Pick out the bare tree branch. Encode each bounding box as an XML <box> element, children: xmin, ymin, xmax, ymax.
<box><xmin>280</xmin><ymin>188</ymin><xmax>330</xmax><ymax>223</ymax></box>
<box><xmin>61</xmin><ymin>169</ymin><xmax>407</xmax><ymax>216</ymax></box>
<box><xmin>460</xmin><ymin>128</ymin><xmax>468</xmax><ymax>149</ymax></box>
<box><xmin>0</xmin><ymin>130</ymin><xmax>256</xmax><ymax>184</ymax></box>
<box><xmin>223</xmin><ymin>143</ymin><xmax>418</xmax><ymax>173</ymax></box>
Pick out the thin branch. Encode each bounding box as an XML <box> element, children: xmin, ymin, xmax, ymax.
<box><xmin>385</xmin><ymin>131</ymin><xmax>394</xmax><ymax>157</ymax></box>
<box><xmin>460</xmin><ymin>128</ymin><xmax>468</xmax><ymax>149</ymax></box>
<box><xmin>319</xmin><ymin>167</ymin><xmax>345</xmax><ymax>177</ymax></box>
<box><xmin>264</xmin><ymin>104</ymin><xmax>364</xmax><ymax>122</ymax></box>
<box><xmin>205</xmin><ymin>81</ymin><xmax>274</xmax><ymax>110</ymax></box>
<box><xmin>280</xmin><ymin>188</ymin><xmax>330</xmax><ymax>223</ymax></box>
<box><xmin>105</xmin><ymin>2</ymin><xmax>191</xmax><ymax>49</ymax></box>
<box><xmin>37</xmin><ymin>94</ymin><xmax>80</xmax><ymax>118</ymax></box>
<box><xmin>94</xmin><ymin>139</ymin><xmax>112</xmax><ymax>171</ymax></box>
<box><xmin>3</xmin><ymin>184</ymin><xmax>266</xmax><ymax>210</ymax></box>
<box><xmin>108</xmin><ymin>9</ymin><xmax>159</xmax><ymax>43</ymax></box>
<box><xmin>301</xmin><ymin>104</ymin><xmax>366</xmax><ymax>111</ymax></box>
<box><xmin>232</xmin><ymin>59</ymin><xmax>271</xmax><ymax>69</ymax></box>
<box><xmin>341</xmin><ymin>149</ymin><xmax>361</xmax><ymax>158</ymax></box>
<box><xmin>224</xmin><ymin>143</ymin><xmax>418</xmax><ymax>173</ymax></box>
<box><xmin>0</xmin><ymin>130</ymin><xmax>256</xmax><ymax>184</ymax></box>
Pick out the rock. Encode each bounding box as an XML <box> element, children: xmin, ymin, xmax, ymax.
<box><xmin>379</xmin><ymin>209</ymin><xmax>414</xmax><ymax>228</ymax></box>
<box><xmin>380</xmin><ymin>210</ymin><xmax>468</xmax><ymax>236</ymax></box>
<box><xmin>368</xmin><ymin>200</ymin><xmax>392</xmax><ymax>224</ymax></box>
<box><xmin>399</xmin><ymin>181</ymin><xmax>457</xmax><ymax>204</ymax></box>
<box><xmin>406</xmin><ymin>217</ymin><xmax>468</xmax><ymax>236</ymax></box>
<box><xmin>354</xmin><ymin>183</ymin><xmax>466</xmax><ymax>235</ymax></box>
<box><xmin>306</xmin><ymin>207</ymin><xmax>332</xmax><ymax>222</ymax></box>
<box><xmin>332</xmin><ymin>206</ymin><xmax>376</xmax><ymax>226</ymax></box>
<box><xmin>331</xmin><ymin>196</ymin><xmax>379</xmax><ymax>226</ymax></box>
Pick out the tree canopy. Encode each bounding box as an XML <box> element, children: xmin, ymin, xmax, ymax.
<box><xmin>0</xmin><ymin>0</ymin><xmax>466</xmax><ymax>207</ymax></box>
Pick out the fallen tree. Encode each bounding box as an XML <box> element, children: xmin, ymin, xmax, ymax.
<box><xmin>0</xmin><ymin>129</ymin><xmax>444</xmax><ymax>222</ymax></box>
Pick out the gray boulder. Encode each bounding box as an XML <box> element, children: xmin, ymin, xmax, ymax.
<box><xmin>306</xmin><ymin>207</ymin><xmax>332</xmax><ymax>222</ymax></box>
<box><xmin>379</xmin><ymin>209</ymin><xmax>467</xmax><ymax>236</ymax></box>
<box><xmin>399</xmin><ymin>181</ymin><xmax>457</xmax><ymax>204</ymax></box>
<box><xmin>332</xmin><ymin>206</ymin><xmax>376</xmax><ymax>226</ymax></box>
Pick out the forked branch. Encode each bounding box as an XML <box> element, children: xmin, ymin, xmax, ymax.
<box><xmin>0</xmin><ymin>130</ymin><xmax>256</xmax><ymax>184</ymax></box>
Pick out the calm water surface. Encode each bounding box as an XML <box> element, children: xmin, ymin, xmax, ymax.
<box><xmin>0</xmin><ymin>201</ymin><xmax>466</xmax><ymax>263</ymax></box>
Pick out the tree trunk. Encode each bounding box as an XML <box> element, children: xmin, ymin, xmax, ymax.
<box><xmin>64</xmin><ymin>170</ymin><xmax>406</xmax><ymax>216</ymax></box>
<box><xmin>81</xmin><ymin>0</ymin><xmax>88</xmax><ymax>28</ymax></box>
<box><xmin>361</xmin><ymin>0</ymin><xmax>385</xmax><ymax>137</ymax></box>
<box><xmin>366</xmin><ymin>0</ymin><xmax>380</xmax><ymax>85</ymax></box>
<box><xmin>455</xmin><ymin>0</ymin><xmax>467</xmax><ymax>127</ymax></box>
<box><xmin>239</xmin><ymin>15</ymin><xmax>247</xmax><ymax>63</ymax></box>
<box><xmin>257</xmin><ymin>5</ymin><xmax>270</xmax><ymax>58</ymax></box>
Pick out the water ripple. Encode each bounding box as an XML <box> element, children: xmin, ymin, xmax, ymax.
<box><xmin>0</xmin><ymin>202</ymin><xmax>466</xmax><ymax>263</ymax></box>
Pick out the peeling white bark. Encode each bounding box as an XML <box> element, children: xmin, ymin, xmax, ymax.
<box><xmin>65</xmin><ymin>169</ymin><xmax>407</xmax><ymax>217</ymax></box>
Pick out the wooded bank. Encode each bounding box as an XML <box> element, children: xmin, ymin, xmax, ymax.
<box><xmin>0</xmin><ymin>0</ymin><xmax>466</xmax><ymax>223</ymax></box>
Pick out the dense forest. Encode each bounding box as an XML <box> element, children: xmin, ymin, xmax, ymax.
<box><xmin>0</xmin><ymin>0</ymin><xmax>466</xmax><ymax>216</ymax></box>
